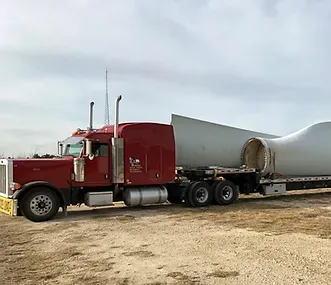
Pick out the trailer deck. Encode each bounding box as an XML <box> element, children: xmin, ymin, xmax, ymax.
<box><xmin>176</xmin><ymin>165</ymin><xmax>331</xmax><ymax>197</ymax></box>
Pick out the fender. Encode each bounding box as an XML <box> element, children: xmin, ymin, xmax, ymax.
<box><xmin>12</xmin><ymin>181</ymin><xmax>65</xmax><ymax>207</ymax></box>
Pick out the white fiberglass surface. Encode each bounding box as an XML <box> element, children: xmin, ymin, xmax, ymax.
<box><xmin>171</xmin><ymin>114</ymin><xmax>277</xmax><ymax>168</ymax></box>
<box><xmin>242</xmin><ymin>139</ymin><xmax>267</xmax><ymax>170</ymax></box>
<box><xmin>241</xmin><ymin>121</ymin><xmax>331</xmax><ymax>177</ymax></box>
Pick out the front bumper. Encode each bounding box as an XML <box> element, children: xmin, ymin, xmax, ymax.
<box><xmin>0</xmin><ymin>196</ymin><xmax>17</xmax><ymax>216</ymax></box>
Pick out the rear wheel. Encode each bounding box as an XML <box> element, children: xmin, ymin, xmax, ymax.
<box><xmin>20</xmin><ymin>187</ymin><xmax>60</xmax><ymax>222</ymax></box>
<box><xmin>184</xmin><ymin>182</ymin><xmax>196</xmax><ymax>207</ymax></box>
<box><xmin>213</xmin><ymin>180</ymin><xmax>239</xmax><ymax>205</ymax></box>
<box><xmin>186</xmin><ymin>181</ymin><xmax>212</xmax><ymax>207</ymax></box>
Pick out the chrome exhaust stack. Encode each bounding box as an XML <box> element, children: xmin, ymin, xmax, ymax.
<box><xmin>89</xmin><ymin>101</ymin><xmax>94</xmax><ymax>130</ymax></box>
<box><xmin>112</xmin><ymin>95</ymin><xmax>124</xmax><ymax>189</ymax></box>
<box><xmin>114</xmin><ymin>95</ymin><xmax>122</xmax><ymax>138</ymax></box>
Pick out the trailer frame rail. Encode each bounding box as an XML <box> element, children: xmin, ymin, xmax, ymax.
<box><xmin>261</xmin><ymin>175</ymin><xmax>331</xmax><ymax>184</ymax></box>
<box><xmin>177</xmin><ymin>166</ymin><xmax>259</xmax><ymax>177</ymax></box>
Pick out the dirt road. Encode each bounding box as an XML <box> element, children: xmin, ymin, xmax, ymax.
<box><xmin>1</xmin><ymin>190</ymin><xmax>331</xmax><ymax>285</ymax></box>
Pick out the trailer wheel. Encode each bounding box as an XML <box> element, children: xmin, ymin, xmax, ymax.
<box><xmin>184</xmin><ymin>182</ymin><xmax>196</xmax><ymax>207</ymax></box>
<box><xmin>20</xmin><ymin>187</ymin><xmax>60</xmax><ymax>222</ymax></box>
<box><xmin>211</xmin><ymin>180</ymin><xmax>222</xmax><ymax>204</ymax></box>
<box><xmin>214</xmin><ymin>180</ymin><xmax>239</xmax><ymax>205</ymax></box>
<box><xmin>187</xmin><ymin>181</ymin><xmax>212</xmax><ymax>207</ymax></box>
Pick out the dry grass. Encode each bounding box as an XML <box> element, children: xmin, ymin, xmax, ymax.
<box><xmin>0</xmin><ymin>189</ymin><xmax>330</xmax><ymax>285</ymax></box>
<box><xmin>122</xmin><ymin>250</ymin><xmax>155</xmax><ymax>258</ymax></box>
<box><xmin>168</xmin><ymin>205</ymin><xmax>331</xmax><ymax>239</ymax></box>
<box><xmin>206</xmin><ymin>270</ymin><xmax>240</xmax><ymax>278</ymax></box>
<box><xmin>167</xmin><ymin>190</ymin><xmax>331</xmax><ymax>239</ymax></box>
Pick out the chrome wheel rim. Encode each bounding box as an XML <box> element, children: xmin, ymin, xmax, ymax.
<box><xmin>196</xmin><ymin>187</ymin><xmax>208</xmax><ymax>203</ymax></box>
<box><xmin>30</xmin><ymin>195</ymin><xmax>53</xmax><ymax>216</ymax></box>
<box><xmin>221</xmin><ymin>186</ymin><xmax>233</xmax><ymax>201</ymax></box>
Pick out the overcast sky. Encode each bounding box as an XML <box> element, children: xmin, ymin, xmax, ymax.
<box><xmin>1</xmin><ymin>0</ymin><xmax>331</xmax><ymax>156</ymax></box>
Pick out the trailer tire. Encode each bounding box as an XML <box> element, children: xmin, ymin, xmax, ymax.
<box><xmin>184</xmin><ymin>182</ymin><xmax>197</xmax><ymax>207</ymax></box>
<box><xmin>214</xmin><ymin>180</ymin><xmax>239</xmax><ymax>205</ymax></box>
<box><xmin>187</xmin><ymin>181</ymin><xmax>212</xmax><ymax>207</ymax></box>
<box><xmin>211</xmin><ymin>180</ymin><xmax>223</xmax><ymax>204</ymax></box>
<box><xmin>20</xmin><ymin>187</ymin><xmax>60</xmax><ymax>222</ymax></box>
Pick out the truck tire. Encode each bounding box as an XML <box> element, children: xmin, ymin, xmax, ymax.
<box><xmin>186</xmin><ymin>181</ymin><xmax>212</xmax><ymax>207</ymax></box>
<box><xmin>211</xmin><ymin>180</ymin><xmax>222</xmax><ymax>204</ymax></box>
<box><xmin>184</xmin><ymin>182</ymin><xmax>197</xmax><ymax>207</ymax></box>
<box><xmin>214</xmin><ymin>180</ymin><xmax>239</xmax><ymax>205</ymax></box>
<box><xmin>20</xmin><ymin>187</ymin><xmax>60</xmax><ymax>222</ymax></box>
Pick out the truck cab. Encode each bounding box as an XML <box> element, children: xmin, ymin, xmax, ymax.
<box><xmin>1</xmin><ymin>95</ymin><xmax>176</xmax><ymax>222</ymax></box>
<box><xmin>62</xmin><ymin>123</ymin><xmax>176</xmax><ymax>184</ymax></box>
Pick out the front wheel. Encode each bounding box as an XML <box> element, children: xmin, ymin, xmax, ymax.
<box><xmin>20</xmin><ymin>187</ymin><xmax>60</xmax><ymax>222</ymax></box>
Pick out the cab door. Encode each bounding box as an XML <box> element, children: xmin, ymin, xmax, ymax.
<box><xmin>147</xmin><ymin>145</ymin><xmax>162</xmax><ymax>181</ymax></box>
<box><xmin>84</xmin><ymin>142</ymin><xmax>111</xmax><ymax>186</ymax></box>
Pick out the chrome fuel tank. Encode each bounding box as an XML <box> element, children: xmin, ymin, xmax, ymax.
<box><xmin>123</xmin><ymin>186</ymin><xmax>168</xmax><ymax>206</ymax></box>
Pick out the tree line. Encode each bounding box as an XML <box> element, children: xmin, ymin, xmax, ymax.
<box><xmin>1</xmin><ymin>153</ymin><xmax>58</xmax><ymax>159</ymax></box>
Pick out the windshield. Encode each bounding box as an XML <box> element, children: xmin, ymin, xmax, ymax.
<box><xmin>61</xmin><ymin>136</ymin><xmax>84</xmax><ymax>157</ymax></box>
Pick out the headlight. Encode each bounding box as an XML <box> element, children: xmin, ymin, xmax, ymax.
<box><xmin>9</xmin><ymin>182</ymin><xmax>22</xmax><ymax>192</ymax></box>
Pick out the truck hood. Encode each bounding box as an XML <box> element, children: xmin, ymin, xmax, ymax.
<box><xmin>12</xmin><ymin>157</ymin><xmax>73</xmax><ymax>189</ymax></box>
<box><xmin>12</xmin><ymin>156</ymin><xmax>73</xmax><ymax>166</ymax></box>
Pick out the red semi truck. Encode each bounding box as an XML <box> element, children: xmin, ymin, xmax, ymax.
<box><xmin>1</xmin><ymin>96</ymin><xmax>331</xmax><ymax>222</ymax></box>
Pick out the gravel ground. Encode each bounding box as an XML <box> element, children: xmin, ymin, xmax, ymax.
<box><xmin>1</xmin><ymin>189</ymin><xmax>331</xmax><ymax>285</ymax></box>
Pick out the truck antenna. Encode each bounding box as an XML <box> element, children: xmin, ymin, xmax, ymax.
<box><xmin>104</xmin><ymin>69</ymin><xmax>110</xmax><ymax>125</ymax></box>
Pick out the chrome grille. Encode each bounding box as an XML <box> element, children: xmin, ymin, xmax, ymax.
<box><xmin>0</xmin><ymin>164</ymin><xmax>7</xmax><ymax>195</ymax></box>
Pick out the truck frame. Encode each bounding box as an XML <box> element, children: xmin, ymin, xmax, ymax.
<box><xmin>0</xmin><ymin>95</ymin><xmax>331</xmax><ymax>222</ymax></box>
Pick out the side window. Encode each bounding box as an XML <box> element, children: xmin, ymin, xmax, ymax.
<box><xmin>99</xmin><ymin>144</ymin><xmax>108</xmax><ymax>156</ymax></box>
<box><xmin>92</xmin><ymin>143</ymin><xmax>108</xmax><ymax>157</ymax></box>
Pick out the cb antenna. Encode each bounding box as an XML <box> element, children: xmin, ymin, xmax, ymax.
<box><xmin>104</xmin><ymin>69</ymin><xmax>110</xmax><ymax>125</ymax></box>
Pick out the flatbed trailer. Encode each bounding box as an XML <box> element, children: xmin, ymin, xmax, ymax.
<box><xmin>164</xmin><ymin>166</ymin><xmax>331</xmax><ymax>208</ymax></box>
<box><xmin>1</xmin><ymin>95</ymin><xmax>331</xmax><ymax>222</ymax></box>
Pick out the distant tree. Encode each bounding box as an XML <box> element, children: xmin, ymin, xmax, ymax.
<box><xmin>32</xmin><ymin>153</ymin><xmax>56</xmax><ymax>159</ymax></box>
<box><xmin>1</xmin><ymin>153</ymin><xmax>57</xmax><ymax>159</ymax></box>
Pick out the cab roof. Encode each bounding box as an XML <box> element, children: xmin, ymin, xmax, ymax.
<box><xmin>70</xmin><ymin>122</ymin><xmax>171</xmax><ymax>139</ymax></box>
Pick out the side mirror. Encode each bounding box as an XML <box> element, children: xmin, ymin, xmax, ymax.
<box><xmin>57</xmin><ymin>141</ymin><xmax>63</xmax><ymax>156</ymax></box>
<box><xmin>85</xmin><ymin>139</ymin><xmax>92</xmax><ymax>156</ymax></box>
